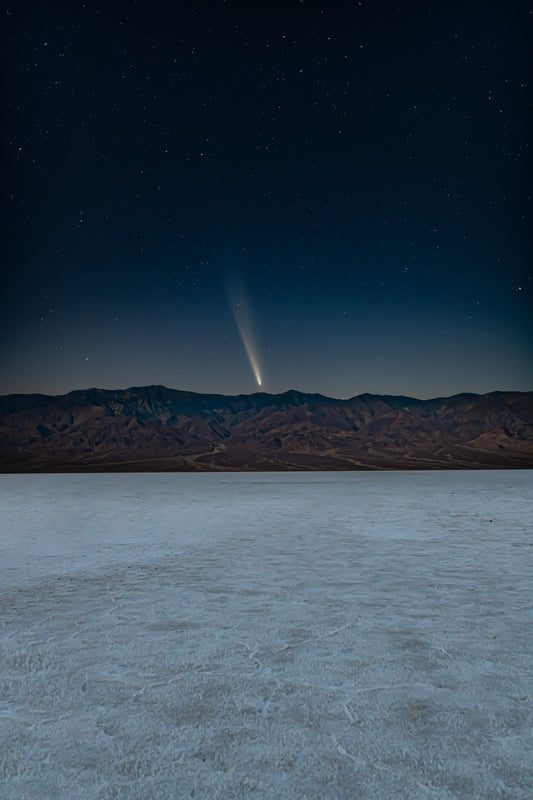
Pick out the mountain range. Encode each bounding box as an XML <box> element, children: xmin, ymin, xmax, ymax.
<box><xmin>1</xmin><ymin>385</ymin><xmax>532</xmax><ymax>472</ymax></box>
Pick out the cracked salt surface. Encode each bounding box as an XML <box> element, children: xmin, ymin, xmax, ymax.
<box><xmin>1</xmin><ymin>470</ymin><xmax>532</xmax><ymax>799</ymax></box>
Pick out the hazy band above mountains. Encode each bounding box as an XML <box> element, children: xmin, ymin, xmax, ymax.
<box><xmin>1</xmin><ymin>386</ymin><xmax>532</xmax><ymax>472</ymax></box>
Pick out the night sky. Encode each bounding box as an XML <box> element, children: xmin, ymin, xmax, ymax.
<box><xmin>3</xmin><ymin>0</ymin><xmax>531</xmax><ymax>399</ymax></box>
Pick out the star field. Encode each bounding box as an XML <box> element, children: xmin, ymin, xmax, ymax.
<box><xmin>2</xmin><ymin>0</ymin><xmax>531</xmax><ymax>399</ymax></box>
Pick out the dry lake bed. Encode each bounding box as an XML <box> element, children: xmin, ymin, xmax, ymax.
<box><xmin>1</xmin><ymin>470</ymin><xmax>532</xmax><ymax>799</ymax></box>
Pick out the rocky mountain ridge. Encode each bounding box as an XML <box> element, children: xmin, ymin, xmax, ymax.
<box><xmin>1</xmin><ymin>385</ymin><xmax>532</xmax><ymax>471</ymax></box>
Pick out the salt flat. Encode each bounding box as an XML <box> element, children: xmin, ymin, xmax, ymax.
<box><xmin>1</xmin><ymin>471</ymin><xmax>532</xmax><ymax>799</ymax></box>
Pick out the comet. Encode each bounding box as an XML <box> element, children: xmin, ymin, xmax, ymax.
<box><xmin>228</xmin><ymin>280</ymin><xmax>263</xmax><ymax>388</ymax></box>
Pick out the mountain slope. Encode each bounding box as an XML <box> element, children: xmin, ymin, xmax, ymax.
<box><xmin>1</xmin><ymin>386</ymin><xmax>532</xmax><ymax>471</ymax></box>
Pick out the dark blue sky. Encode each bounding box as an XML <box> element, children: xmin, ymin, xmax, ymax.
<box><xmin>3</xmin><ymin>0</ymin><xmax>531</xmax><ymax>399</ymax></box>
